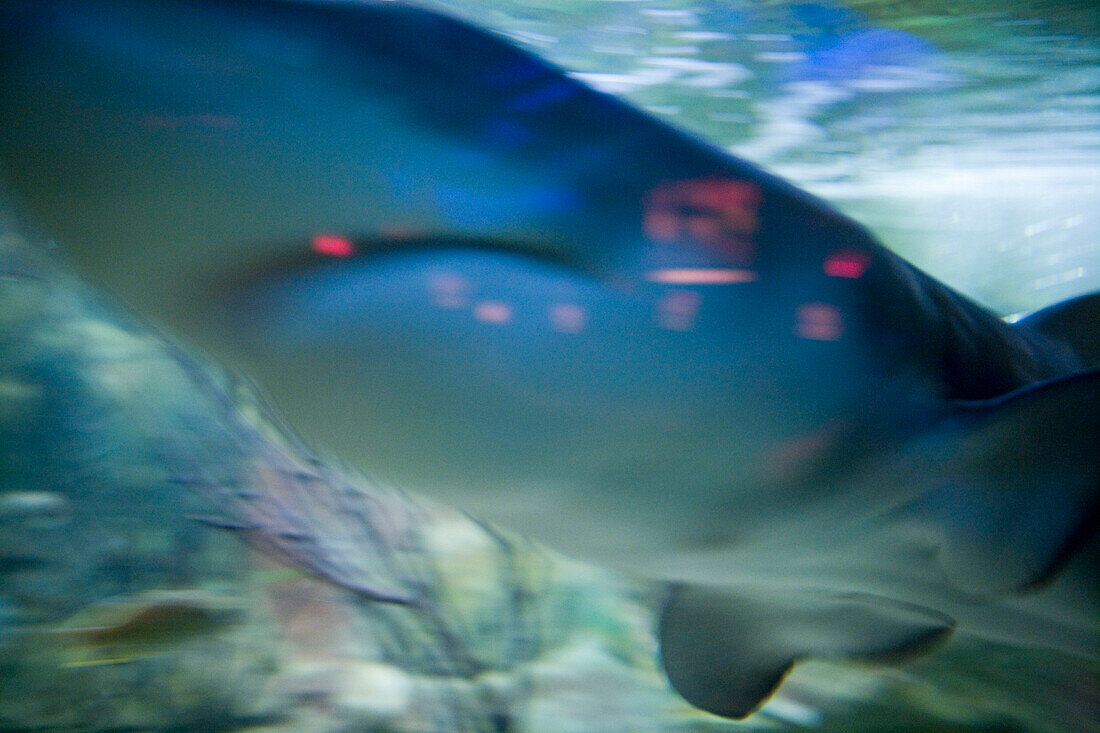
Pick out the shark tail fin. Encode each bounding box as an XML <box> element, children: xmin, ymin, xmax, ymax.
<box><xmin>658</xmin><ymin>583</ymin><xmax>954</xmax><ymax>719</ymax></box>
<box><xmin>928</xmin><ymin>369</ymin><xmax>1100</xmax><ymax>596</ymax></box>
<box><xmin>1019</xmin><ymin>292</ymin><xmax>1100</xmax><ymax>368</ymax></box>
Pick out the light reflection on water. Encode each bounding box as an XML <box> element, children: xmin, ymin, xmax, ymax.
<box><xmin>430</xmin><ymin>0</ymin><xmax>1100</xmax><ymax>315</ymax></box>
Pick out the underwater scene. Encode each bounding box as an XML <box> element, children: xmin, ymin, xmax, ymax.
<box><xmin>0</xmin><ymin>1</ymin><xmax>1097</xmax><ymax>731</ymax></box>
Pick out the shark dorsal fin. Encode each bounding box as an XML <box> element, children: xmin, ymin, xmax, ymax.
<box><xmin>1019</xmin><ymin>293</ymin><xmax>1100</xmax><ymax>369</ymax></box>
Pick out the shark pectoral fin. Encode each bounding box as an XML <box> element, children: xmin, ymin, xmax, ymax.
<box><xmin>1019</xmin><ymin>292</ymin><xmax>1100</xmax><ymax>368</ymax></box>
<box><xmin>658</xmin><ymin>583</ymin><xmax>954</xmax><ymax>719</ymax></box>
<box><xmin>932</xmin><ymin>370</ymin><xmax>1100</xmax><ymax>595</ymax></box>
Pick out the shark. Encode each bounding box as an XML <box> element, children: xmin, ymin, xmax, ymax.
<box><xmin>0</xmin><ymin>0</ymin><xmax>1097</xmax><ymax>720</ymax></box>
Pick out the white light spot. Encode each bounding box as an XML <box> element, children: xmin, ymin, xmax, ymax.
<box><xmin>1032</xmin><ymin>267</ymin><xmax>1087</xmax><ymax>290</ymax></box>
<box><xmin>647</xmin><ymin>268</ymin><xmax>758</xmax><ymax>285</ymax></box>
<box><xmin>549</xmin><ymin>303</ymin><xmax>587</xmax><ymax>334</ymax></box>
<box><xmin>754</xmin><ymin>51</ymin><xmax>808</xmax><ymax>63</ymax></box>
<box><xmin>473</xmin><ymin>301</ymin><xmax>512</xmax><ymax>325</ymax></box>
<box><xmin>1024</xmin><ymin>220</ymin><xmax>1052</xmax><ymax>237</ymax></box>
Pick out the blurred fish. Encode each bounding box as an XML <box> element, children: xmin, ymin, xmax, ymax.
<box><xmin>51</xmin><ymin>590</ymin><xmax>245</xmax><ymax>668</ymax></box>
<box><xmin>0</xmin><ymin>0</ymin><xmax>1096</xmax><ymax>720</ymax></box>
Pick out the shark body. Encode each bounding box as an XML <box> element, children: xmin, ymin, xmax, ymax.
<box><xmin>0</xmin><ymin>0</ymin><xmax>1097</xmax><ymax>719</ymax></box>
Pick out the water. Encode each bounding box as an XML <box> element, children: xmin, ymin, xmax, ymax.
<box><xmin>430</xmin><ymin>0</ymin><xmax>1100</xmax><ymax>316</ymax></box>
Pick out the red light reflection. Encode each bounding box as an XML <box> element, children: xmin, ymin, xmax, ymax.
<box><xmin>311</xmin><ymin>233</ymin><xmax>356</xmax><ymax>258</ymax></box>
<box><xmin>795</xmin><ymin>303</ymin><xmax>844</xmax><ymax>341</ymax></box>
<box><xmin>824</xmin><ymin>250</ymin><xmax>871</xmax><ymax>279</ymax></box>
<box><xmin>549</xmin><ymin>303</ymin><xmax>587</xmax><ymax>334</ymax></box>
<box><xmin>657</xmin><ymin>290</ymin><xmax>702</xmax><ymax>331</ymax></box>
<box><xmin>644</xmin><ymin>178</ymin><xmax>762</xmax><ymax>266</ymax></box>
